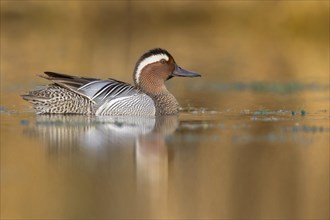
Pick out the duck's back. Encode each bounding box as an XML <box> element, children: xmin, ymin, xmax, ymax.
<box><xmin>22</xmin><ymin>72</ymin><xmax>155</xmax><ymax>116</ymax></box>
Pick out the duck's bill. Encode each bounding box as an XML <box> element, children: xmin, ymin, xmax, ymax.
<box><xmin>172</xmin><ymin>65</ymin><xmax>201</xmax><ymax>78</ymax></box>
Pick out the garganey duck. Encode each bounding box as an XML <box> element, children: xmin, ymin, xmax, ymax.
<box><xmin>22</xmin><ymin>48</ymin><xmax>201</xmax><ymax>116</ymax></box>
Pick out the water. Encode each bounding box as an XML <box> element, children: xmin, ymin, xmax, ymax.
<box><xmin>1</xmin><ymin>93</ymin><xmax>329</xmax><ymax>219</ymax></box>
<box><xmin>1</xmin><ymin>1</ymin><xmax>329</xmax><ymax>219</ymax></box>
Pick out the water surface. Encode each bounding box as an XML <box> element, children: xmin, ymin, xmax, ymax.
<box><xmin>1</xmin><ymin>90</ymin><xmax>329</xmax><ymax>219</ymax></box>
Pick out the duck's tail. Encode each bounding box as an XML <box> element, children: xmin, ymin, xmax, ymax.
<box><xmin>22</xmin><ymin>85</ymin><xmax>93</xmax><ymax>114</ymax></box>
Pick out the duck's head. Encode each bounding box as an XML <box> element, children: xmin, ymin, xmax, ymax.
<box><xmin>133</xmin><ymin>48</ymin><xmax>201</xmax><ymax>94</ymax></box>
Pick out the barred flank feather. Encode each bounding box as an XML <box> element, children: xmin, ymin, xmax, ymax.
<box><xmin>22</xmin><ymin>85</ymin><xmax>94</xmax><ymax>114</ymax></box>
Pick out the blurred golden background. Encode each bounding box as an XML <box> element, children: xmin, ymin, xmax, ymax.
<box><xmin>1</xmin><ymin>1</ymin><xmax>329</xmax><ymax>110</ymax></box>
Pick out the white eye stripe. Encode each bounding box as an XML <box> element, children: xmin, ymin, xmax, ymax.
<box><xmin>135</xmin><ymin>54</ymin><xmax>169</xmax><ymax>84</ymax></box>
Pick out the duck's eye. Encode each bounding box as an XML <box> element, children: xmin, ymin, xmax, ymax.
<box><xmin>160</xmin><ymin>59</ymin><xmax>166</xmax><ymax>64</ymax></box>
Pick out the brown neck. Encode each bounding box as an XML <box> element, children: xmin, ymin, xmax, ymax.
<box><xmin>148</xmin><ymin>91</ymin><xmax>179</xmax><ymax>115</ymax></box>
<box><xmin>138</xmin><ymin>76</ymin><xmax>179</xmax><ymax>115</ymax></box>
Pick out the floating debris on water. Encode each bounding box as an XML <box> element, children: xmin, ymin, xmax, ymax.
<box><xmin>0</xmin><ymin>106</ymin><xmax>7</xmax><ymax>113</ymax></box>
<box><xmin>282</xmin><ymin>125</ymin><xmax>329</xmax><ymax>133</ymax></box>
<box><xmin>250</xmin><ymin>116</ymin><xmax>281</xmax><ymax>121</ymax></box>
<box><xmin>0</xmin><ymin>106</ymin><xmax>19</xmax><ymax>114</ymax></box>
<box><xmin>191</xmin><ymin>81</ymin><xmax>329</xmax><ymax>94</ymax></box>
<box><xmin>253</xmin><ymin>109</ymin><xmax>270</xmax><ymax>115</ymax></box>
<box><xmin>180</xmin><ymin>106</ymin><xmax>219</xmax><ymax>115</ymax></box>
<box><xmin>291</xmin><ymin>109</ymin><xmax>307</xmax><ymax>116</ymax></box>
<box><xmin>20</xmin><ymin>119</ymin><xmax>30</xmax><ymax>126</ymax></box>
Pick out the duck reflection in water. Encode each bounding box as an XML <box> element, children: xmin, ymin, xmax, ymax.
<box><xmin>24</xmin><ymin>115</ymin><xmax>178</xmax><ymax>214</ymax></box>
<box><xmin>24</xmin><ymin>115</ymin><xmax>178</xmax><ymax>149</ymax></box>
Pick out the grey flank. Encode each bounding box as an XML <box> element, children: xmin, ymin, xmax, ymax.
<box><xmin>22</xmin><ymin>72</ymin><xmax>155</xmax><ymax>116</ymax></box>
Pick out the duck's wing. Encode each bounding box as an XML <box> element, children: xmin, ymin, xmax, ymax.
<box><xmin>43</xmin><ymin>72</ymin><xmax>138</xmax><ymax>104</ymax></box>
